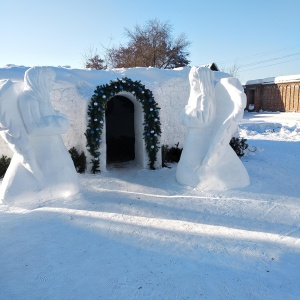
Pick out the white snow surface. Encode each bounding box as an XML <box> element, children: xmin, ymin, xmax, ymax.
<box><xmin>1</xmin><ymin>111</ymin><xmax>300</xmax><ymax>299</ymax></box>
<box><xmin>245</xmin><ymin>73</ymin><xmax>300</xmax><ymax>86</ymax></box>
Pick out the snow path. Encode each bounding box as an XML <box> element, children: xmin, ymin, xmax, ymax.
<box><xmin>1</xmin><ymin>113</ymin><xmax>300</xmax><ymax>299</ymax></box>
<box><xmin>12</xmin><ymin>206</ymin><xmax>300</xmax><ymax>251</ymax></box>
<box><xmin>1</xmin><ymin>166</ymin><xmax>300</xmax><ymax>300</ymax></box>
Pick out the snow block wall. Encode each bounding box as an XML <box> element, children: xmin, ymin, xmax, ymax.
<box><xmin>0</xmin><ymin>66</ymin><xmax>191</xmax><ymax>170</ymax></box>
<box><xmin>51</xmin><ymin>81</ymin><xmax>87</xmax><ymax>155</ymax></box>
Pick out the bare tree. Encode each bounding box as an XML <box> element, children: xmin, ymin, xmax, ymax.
<box><xmin>106</xmin><ymin>19</ymin><xmax>190</xmax><ymax>69</ymax></box>
<box><xmin>221</xmin><ymin>61</ymin><xmax>241</xmax><ymax>78</ymax></box>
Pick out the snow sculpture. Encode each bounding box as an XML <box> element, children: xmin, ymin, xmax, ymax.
<box><xmin>176</xmin><ymin>67</ymin><xmax>250</xmax><ymax>190</ymax></box>
<box><xmin>0</xmin><ymin>67</ymin><xmax>79</xmax><ymax>205</ymax></box>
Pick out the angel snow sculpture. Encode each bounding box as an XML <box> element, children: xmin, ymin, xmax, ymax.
<box><xmin>0</xmin><ymin>67</ymin><xmax>79</xmax><ymax>205</ymax></box>
<box><xmin>176</xmin><ymin>67</ymin><xmax>250</xmax><ymax>190</ymax></box>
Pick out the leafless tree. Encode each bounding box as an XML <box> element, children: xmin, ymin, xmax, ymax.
<box><xmin>221</xmin><ymin>61</ymin><xmax>241</xmax><ymax>78</ymax></box>
<box><xmin>106</xmin><ymin>19</ymin><xmax>190</xmax><ymax>69</ymax></box>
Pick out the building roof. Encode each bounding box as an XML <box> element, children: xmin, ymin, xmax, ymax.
<box><xmin>245</xmin><ymin>74</ymin><xmax>300</xmax><ymax>86</ymax></box>
<box><xmin>200</xmin><ymin>62</ymin><xmax>220</xmax><ymax>71</ymax></box>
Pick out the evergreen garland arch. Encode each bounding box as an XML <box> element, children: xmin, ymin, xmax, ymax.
<box><xmin>85</xmin><ymin>77</ymin><xmax>161</xmax><ymax>173</ymax></box>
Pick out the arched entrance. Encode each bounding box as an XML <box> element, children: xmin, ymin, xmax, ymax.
<box><xmin>105</xmin><ymin>95</ymin><xmax>135</xmax><ymax>164</ymax></box>
<box><xmin>86</xmin><ymin>77</ymin><xmax>162</xmax><ymax>173</ymax></box>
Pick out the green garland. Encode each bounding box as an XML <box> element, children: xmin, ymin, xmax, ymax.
<box><xmin>85</xmin><ymin>77</ymin><xmax>161</xmax><ymax>173</ymax></box>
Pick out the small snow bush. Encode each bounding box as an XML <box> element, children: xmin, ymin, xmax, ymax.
<box><xmin>69</xmin><ymin>147</ymin><xmax>87</xmax><ymax>173</ymax></box>
<box><xmin>0</xmin><ymin>155</ymin><xmax>11</xmax><ymax>178</ymax></box>
<box><xmin>162</xmin><ymin>143</ymin><xmax>182</xmax><ymax>167</ymax></box>
<box><xmin>229</xmin><ymin>137</ymin><xmax>248</xmax><ymax>157</ymax></box>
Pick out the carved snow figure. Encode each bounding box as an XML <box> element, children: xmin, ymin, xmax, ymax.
<box><xmin>0</xmin><ymin>67</ymin><xmax>79</xmax><ymax>205</ymax></box>
<box><xmin>176</xmin><ymin>67</ymin><xmax>250</xmax><ymax>190</ymax></box>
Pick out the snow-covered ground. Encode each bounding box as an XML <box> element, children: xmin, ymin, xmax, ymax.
<box><xmin>1</xmin><ymin>112</ymin><xmax>300</xmax><ymax>300</ymax></box>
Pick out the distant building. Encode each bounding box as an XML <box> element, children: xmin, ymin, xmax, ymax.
<box><xmin>200</xmin><ymin>62</ymin><xmax>220</xmax><ymax>71</ymax></box>
<box><xmin>244</xmin><ymin>75</ymin><xmax>300</xmax><ymax>112</ymax></box>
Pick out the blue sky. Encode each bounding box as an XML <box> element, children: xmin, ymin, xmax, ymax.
<box><xmin>1</xmin><ymin>0</ymin><xmax>300</xmax><ymax>82</ymax></box>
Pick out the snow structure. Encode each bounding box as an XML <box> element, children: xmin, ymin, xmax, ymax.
<box><xmin>0</xmin><ymin>65</ymin><xmax>193</xmax><ymax>171</ymax></box>
<box><xmin>0</xmin><ymin>67</ymin><xmax>79</xmax><ymax>205</ymax></box>
<box><xmin>176</xmin><ymin>67</ymin><xmax>250</xmax><ymax>190</ymax></box>
<box><xmin>0</xmin><ymin>65</ymin><xmax>248</xmax><ymax>179</ymax></box>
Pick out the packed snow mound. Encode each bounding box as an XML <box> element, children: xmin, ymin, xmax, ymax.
<box><xmin>240</xmin><ymin>122</ymin><xmax>300</xmax><ymax>141</ymax></box>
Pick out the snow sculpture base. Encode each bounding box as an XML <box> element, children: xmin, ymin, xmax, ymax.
<box><xmin>176</xmin><ymin>67</ymin><xmax>250</xmax><ymax>191</ymax></box>
<box><xmin>0</xmin><ymin>135</ymin><xmax>79</xmax><ymax>205</ymax></box>
<box><xmin>0</xmin><ymin>67</ymin><xmax>79</xmax><ymax>206</ymax></box>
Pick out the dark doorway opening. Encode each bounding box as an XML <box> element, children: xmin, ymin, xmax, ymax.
<box><xmin>249</xmin><ymin>89</ymin><xmax>255</xmax><ymax>105</ymax></box>
<box><xmin>105</xmin><ymin>95</ymin><xmax>135</xmax><ymax>164</ymax></box>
